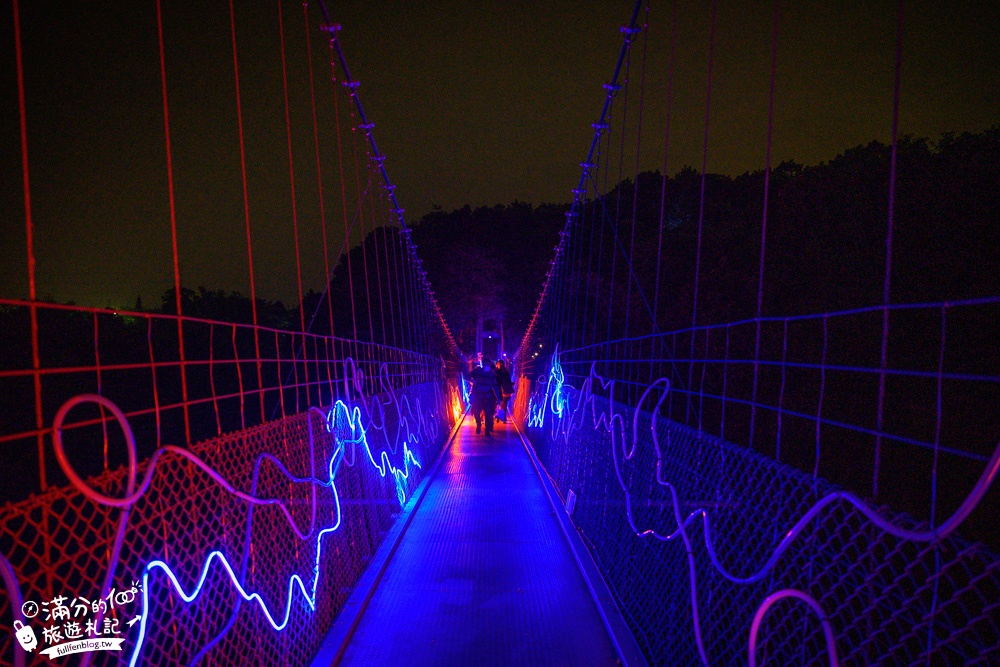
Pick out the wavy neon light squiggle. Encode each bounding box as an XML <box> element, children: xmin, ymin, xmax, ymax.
<box><xmin>130</xmin><ymin>407</ymin><xmax>425</xmax><ymax>663</ymax></box>
<box><xmin>527</xmin><ymin>351</ymin><xmax>1000</xmax><ymax>666</ymax></box>
<box><xmin>130</xmin><ymin>406</ymin><xmax>347</xmax><ymax>666</ymax></box>
<box><xmin>526</xmin><ymin>346</ymin><xmax>569</xmax><ymax>429</ymax></box>
<box><xmin>188</xmin><ymin>359</ymin><xmax>437</xmax><ymax>663</ymax></box>
<box><xmin>42</xmin><ymin>360</ymin><xmax>441</xmax><ymax>666</ymax></box>
<box><xmin>325</xmin><ymin>397</ymin><xmax>422</xmax><ymax>506</ymax></box>
<box><xmin>459</xmin><ymin>372</ymin><xmax>471</xmax><ymax>407</ymax></box>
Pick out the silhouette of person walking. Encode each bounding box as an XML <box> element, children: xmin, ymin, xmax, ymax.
<box><xmin>495</xmin><ymin>359</ymin><xmax>514</xmax><ymax>423</ymax></box>
<box><xmin>469</xmin><ymin>358</ymin><xmax>500</xmax><ymax>436</ymax></box>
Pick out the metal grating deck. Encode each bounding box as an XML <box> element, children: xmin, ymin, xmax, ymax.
<box><xmin>335</xmin><ymin>418</ymin><xmax>622</xmax><ymax>666</ymax></box>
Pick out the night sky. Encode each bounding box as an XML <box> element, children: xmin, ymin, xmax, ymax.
<box><xmin>1</xmin><ymin>0</ymin><xmax>997</xmax><ymax>309</ymax></box>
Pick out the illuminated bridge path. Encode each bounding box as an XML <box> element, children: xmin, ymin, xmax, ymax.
<box><xmin>319</xmin><ymin>418</ymin><xmax>627</xmax><ymax>666</ymax></box>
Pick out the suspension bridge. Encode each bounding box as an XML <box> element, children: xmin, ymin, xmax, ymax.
<box><xmin>2</xmin><ymin>0</ymin><xmax>998</xmax><ymax>665</ymax></box>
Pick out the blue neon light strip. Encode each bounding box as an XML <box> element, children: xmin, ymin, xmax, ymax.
<box><xmin>129</xmin><ymin>392</ymin><xmax>426</xmax><ymax>666</ymax></box>
<box><xmin>459</xmin><ymin>373</ymin><xmax>471</xmax><ymax>407</ymax></box>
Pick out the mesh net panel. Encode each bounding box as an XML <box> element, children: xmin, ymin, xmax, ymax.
<box><xmin>524</xmin><ymin>346</ymin><xmax>1000</xmax><ymax>666</ymax></box>
<box><xmin>0</xmin><ymin>379</ymin><xmax>452</xmax><ymax>666</ymax></box>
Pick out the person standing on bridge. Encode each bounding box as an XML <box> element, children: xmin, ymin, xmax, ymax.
<box><xmin>469</xmin><ymin>358</ymin><xmax>500</xmax><ymax>436</ymax></box>
<box><xmin>494</xmin><ymin>358</ymin><xmax>514</xmax><ymax>424</ymax></box>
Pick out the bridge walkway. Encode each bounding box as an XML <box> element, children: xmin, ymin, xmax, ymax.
<box><xmin>332</xmin><ymin>417</ymin><xmax>623</xmax><ymax>666</ymax></box>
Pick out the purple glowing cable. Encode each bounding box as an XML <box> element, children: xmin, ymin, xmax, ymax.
<box><xmin>528</xmin><ymin>351</ymin><xmax>1000</xmax><ymax>665</ymax></box>
<box><xmin>749</xmin><ymin>589</ymin><xmax>839</xmax><ymax>667</ymax></box>
<box><xmin>874</xmin><ymin>0</ymin><xmax>906</xmax><ymax>500</ymax></box>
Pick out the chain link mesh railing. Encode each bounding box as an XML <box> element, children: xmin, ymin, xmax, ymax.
<box><xmin>1</xmin><ymin>375</ymin><xmax>453</xmax><ymax>666</ymax></box>
<box><xmin>523</xmin><ymin>300</ymin><xmax>1000</xmax><ymax>666</ymax></box>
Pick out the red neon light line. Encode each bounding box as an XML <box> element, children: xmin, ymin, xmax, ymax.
<box><xmin>291</xmin><ymin>331</ymin><xmax>301</xmax><ymax>413</ymax></box>
<box><xmin>278</xmin><ymin>0</ymin><xmax>307</xmax><ymax>336</ymax></box>
<box><xmin>275</xmin><ymin>330</ymin><xmax>287</xmax><ymax>418</ymax></box>
<box><xmin>93</xmin><ymin>312</ymin><xmax>110</xmax><ymax>469</ymax></box>
<box><xmin>277</xmin><ymin>0</ymin><xmax>305</xmax><ymax>414</ymax></box>
<box><xmin>302</xmin><ymin>3</ymin><xmax>336</xmax><ymax>339</ymax></box>
<box><xmin>396</xmin><ymin>229</ymin><xmax>416</xmax><ymax>351</ymax></box>
<box><xmin>233</xmin><ymin>325</ymin><xmax>246</xmax><ymax>431</ymax></box>
<box><xmin>156</xmin><ymin>0</ymin><xmax>191</xmax><ymax>445</ymax></box>
<box><xmin>324</xmin><ymin>338</ymin><xmax>334</xmax><ymax>404</ymax></box>
<box><xmin>352</xmin><ymin>118</ymin><xmax>376</xmax><ymax>344</ymax></box>
<box><xmin>383</xmin><ymin>192</ymin><xmax>404</xmax><ymax>349</ymax></box>
<box><xmin>0</xmin><ymin>296</ymin><xmax>448</xmax><ymax>353</ymax></box>
<box><xmin>13</xmin><ymin>0</ymin><xmax>46</xmax><ymax>490</ymax></box>
<box><xmin>386</xmin><ymin>190</ymin><xmax>406</xmax><ymax>350</ymax></box>
<box><xmin>369</xmin><ymin>174</ymin><xmax>389</xmax><ymax>347</ymax></box>
<box><xmin>147</xmin><ymin>318</ymin><xmax>162</xmax><ymax>447</ymax></box>
<box><xmin>209</xmin><ymin>323</ymin><xmax>222</xmax><ymax>437</ymax></box>
<box><xmin>229</xmin><ymin>0</ymin><xmax>266</xmax><ymax>422</ymax></box>
<box><xmin>13</xmin><ymin>0</ymin><xmax>34</xmax><ymax>305</ymax></box>
<box><xmin>0</xmin><ymin>356</ymin><xmax>317</xmax><ymax>380</ymax></box>
<box><xmin>314</xmin><ymin>336</ymin><xmax>324</xmax><ymax>406</ymax></box>
<box><xmin>330</xmin><ymin>44</ymin><xmax>359</xmax><ymax>347</ymax></box>
<box><xmin>0</xmin><ymin>387</ymin><xmax>265</xmax><ymax>446</ymax></box>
